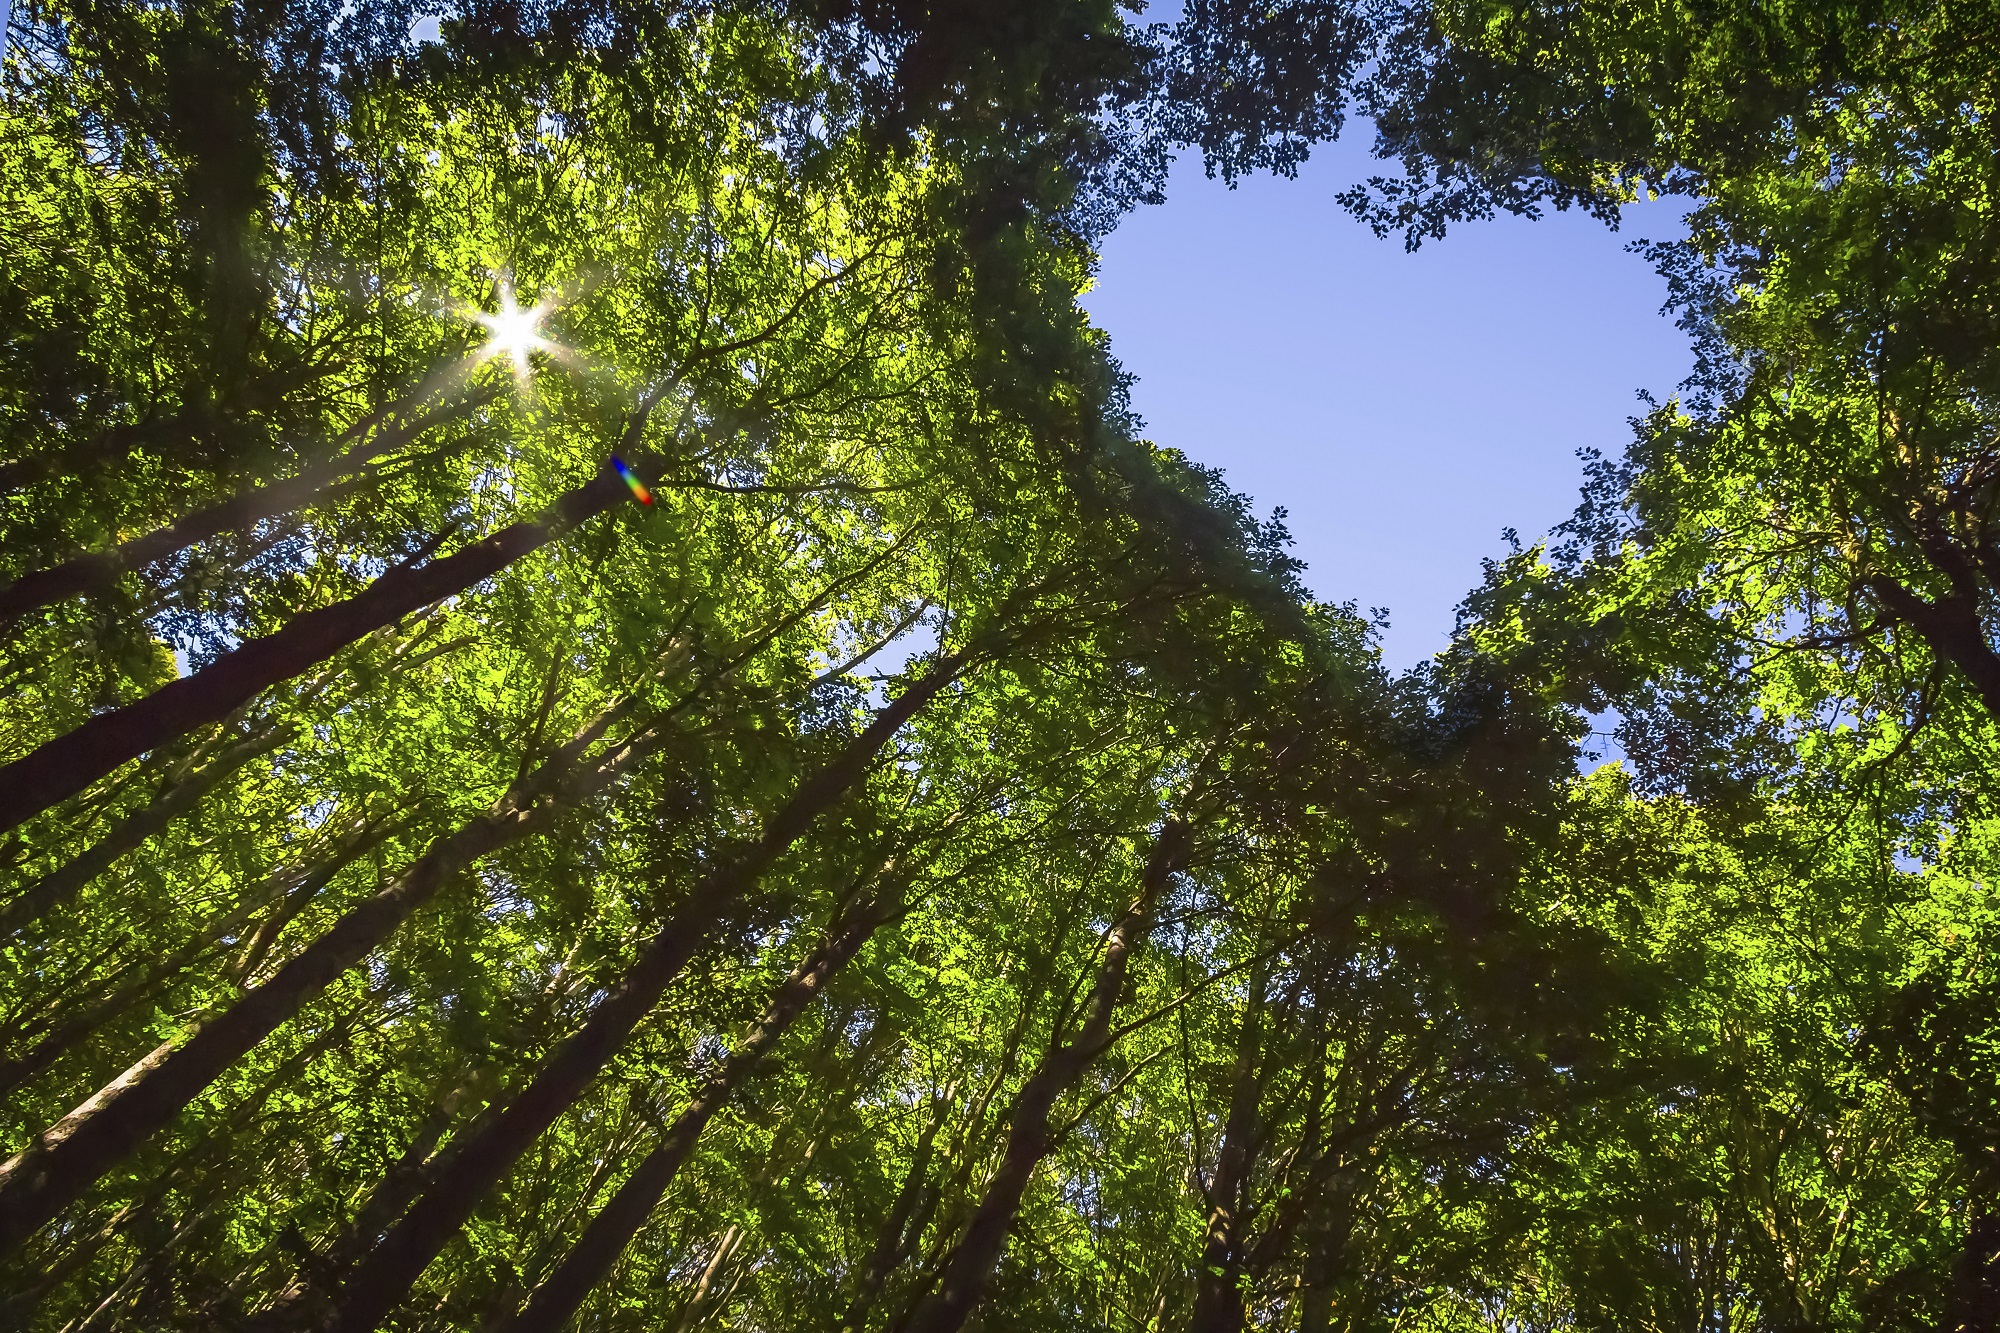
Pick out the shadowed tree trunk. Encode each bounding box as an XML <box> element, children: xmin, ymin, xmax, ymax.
<box><xmin>498</xmin><ymin>890</ymin><xmax>899</xmax><ymax>1333</ymax></box>
<box><xmin>0</xmin><ymin>443</ymin><xmax>646</xmax><ymax>835</ymax></box>
<box><xmin>903</xmin><ymin>820</ymin><xmax>1190</xmax><ymax>1333</ymax></box>
<box><xmin>0</xmin><ymin>723</ymin><xmax>291</xmax><ymax>937</ymax></box>
<box><xmin>1192</xmin><ymin>954</ymin><xmax>1269</xmax><ymax>1333</ymax></box>
<box><xmin>243</xmin><ymin>1076</ymin><xmax>505</xmax><ymax>1328</ymax></box>
<box><xmin>1233</xmin><ymin>993</ymin><xmax>1412</xmax><ymax>1333</ymax></box>
<box><xmin>1297</xmin><ymin>1244</ymin><xmax>1337</xmax><ymax>1333</ymax></box>
<box><xmin>1866</xmin><ymin>573</ymin><xmax>2000</xmax><ymax>721</ymax></box>
<box><xmin>838</xmin><ymin>1080</ymin><xmax>961</xmax><ymax>1333</ymax></box>
<box><xmin>0</xmin><ymin>693</ymin><xmax>659</xmax><ymax>1258</ymax></box>
<box><xmin>0</xmin><ymin>816</ymin><xmax>392</xmax><ymax>1100</ymax></box>
<box><xmin>0</xmin><ymin>997</ymin><xmax>374</xmax><ymax>1328</ymax></box>
<box><xmin>1948</xmin><ymin>1190</ymin><xmax>2000</xmax><ymax>1333</ymax></box>
<box><xmin>317</xmin><ymin>649</ymin><xmax>972</xmax><ymax>1333</ymax></box>
<box><xmin>0</xmin><ymin>389</ymin><xmax>495</xmax><ymax>627</ymax></box>
<box><xmin>0</xmin><ymin>549</ymin><xmax>955</xmax><ymax>1255</ymax></box>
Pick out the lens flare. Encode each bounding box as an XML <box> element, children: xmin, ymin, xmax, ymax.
<box><xmin>611</xmin><ymin>455</ymin><xmax>653</xmax><ymax>506</ymax></box>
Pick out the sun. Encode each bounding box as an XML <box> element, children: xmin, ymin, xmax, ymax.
<box><xmin>474</xmin><ymin>281</ymin><xmax>551</xmax><ymax>377</ymax></box>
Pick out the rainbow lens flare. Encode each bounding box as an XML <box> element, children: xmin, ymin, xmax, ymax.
<box><xmin>610</xmin><ymin>455</ymin><xmax>653</xmax><ymax>507</ymax></box>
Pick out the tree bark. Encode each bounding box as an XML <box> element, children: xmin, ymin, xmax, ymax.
<box><xmin>245</xmin><ymin>1080</ymin><xmax>503</xmax><ymax>1328</ymax></box>
<box><xmin>317</xmin><ymin>650</ymin><xmax>970</xmax><ymax>1333</ymax></box>
<box><xmin>838</xmin><ymin>1083</ymin><xmax>960</xmax><ymax>1333</ymax></box>
<box><xmin>1866</xmin><ymin>574</ymin><xmax>2000</xmax><ymax>720</ymax></box>
<box><xmin>1949</xmin><ymin>1203</ymin><xmax>2000</xmax><ymax>1333</ymax></box>
<box><xmin>1192</xmin><ymin>956</ymin><xmax>1268</xmax><ymax>1333</ymax></box>
<box><xmin>0</xmin><ymin>723</ymin><xmax>290</xmax><ymax>937</ymax></box>
<box><xmin>0</xmin><ymin>702</ymin><xmax>657</xmax><ymax>1259</ymax></box>
<box><xmin>0</xmin><ymin>392</ymin><xmax>492</xmax><ymax>627</ymax></box>
<box><xmin>0</xmin><ymin>998</ymin><xmax>371</xmax><ymax>1328</ymax></box>
<box><xmin>499</xmin><ymin>893</ymin><xmax>895</xmax><ymax>1333</ymax></box>
<box><xmin>1297</xmin><ymin>1273</ymin><xmax>1335</xmax><ymax>1333</ymax></box>
<box><xmin>0</xmin><ymin>817</ymin><xmax>391</xmax><ymax>1101</ymax></box>
<box><xmin>1291</xmin><ymin>1181</ymin><xmax>1358</xmax><ymax>1333</ymax></box>
<box><xmin>0</xmin><ymin>458</ymin><xmax>632</xmax><ymax>835</ymax></box>
<box><xmin>903</xmin><ymin>821</ymin><xmax>1190</xmax><ymax>1333</ymax></box>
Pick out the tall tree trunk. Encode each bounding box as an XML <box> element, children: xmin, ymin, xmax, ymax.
<box><xmin>0</xmin><ymin>998</ymin><xmax>371</xmax><ymax>1328</ymax></box>
<box><xmin>317</xmin><ymin>649</ymin><xmax>970</xmax><ymax>1333</ymax></box>
<box><xmin>331</xmin><ymin>1087</ymin><xmax>497</xmax><ymax>1273</ymax></box>
<box><xmin>0</xmin><ymin>817</ymin><xmax>391</xmax><ymax>1101</ymax></box>
<box><xmin>499</xmin><ymin>892</ymin><xmax>897</xmax><ymax>1333</ymax></box>
<box><xmin>903</xmin><ymin>821</ymin><xmax>1190</xmax><ymax>1333</ymax></box>
<box><xmin>1949</xmin><ymin>1200</ymin><xmax>2000</xmax><ymax>1333</ymax></box>
<box><xmin>246</xmin><ymin>1079</ymin><xmax>502</xmax><ymax>1328</ymax></box>
<box><xmin>1192</xmin><ymin>956</ymin><xmax>1268</xmax><ymax>1333</ymax></box>
<box><xmin>0</xmin><ymin>699</ymin><xmax>658</xmax><ymax>1259</ymax></box>
<box><xmin>0</xmin><ymin>391</ymin><xmax>493</xmax><ymax>627</ymax></box>
<box><xmin>0</xmin><ymin>723</ymin><xmax>290</xmax><ymax>937</ymax></box>
<box><xmin>1297</xmin><ymin>1268</ymin><xmax>1335</xmax><ymax>1333</ymax></box>
<box><xmin>898</xmin><ymin>955</ymin><xmax>1057</xmax><ymax>1298</ymax></box>
<box><xmin>838</xmin><ymin>1081</ymin><xmax>961</xmax><ymax>1333</ymax></box>
<box><xmin>1292</xmin><ymin>1191</ymin><xmax>1357</xmax><ymax>1333</ymax></box>
<box><xmin>0</xmin><ymin>455</ymin><xmax>636</xmax><ymax>835</ymax></box>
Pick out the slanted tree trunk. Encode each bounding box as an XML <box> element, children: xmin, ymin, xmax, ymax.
<box><xmin>0</xmin><ymin>450</ymin><xmax>641</xmax><ymax>834</ymax></box>
<box><xmin>245</xmin><ymin>1077</ymin><xmax>503</xmax><ymax>1328</ymax></box>
<box><xmin>838</xmin><ymin>1082</ymin><xmax>960</xmax><ymax>1333</ymax></box>
<box><xmin>0</xmin><ymin>697</ymin><xmax>657</xmax><ymax>1258</ymax></box>
<box><xmin>897</xmin><ymin>950</ymin><xmax>1063</xmax><ymax>1294</ymax></box>
<box><xmin>0</xmin><ymin>390</ymin><xmax>494</xmax><ymax>627</ymax></box>
<box><xmin>0</xmin><ymin>723</ymin><xmax>290</xmax><ymax>937</ymax></box>
<box><xmin>0</xmin><ymin>816</ymin><xmax>389</xmax><ymax>1100</ymax></box>
<box><xmin>1192</xmin><ymin>955</ymin><xmax>1269</xmax><ymax>1333</ymax></box>
<box><xmin>499</xmin><ymin>891</ymin><xmax>898</xmax><ymax>1333</ymax></box>
<box><xmin>319</xmin><ymin>1103</ymin><xmax>472</xmax><ymax>1277</ymax></box>
<box><xmin>903</xmin><ymin>821</ymin><xmax>1191</xmax><ymax>1333</ymax></box>
<box><xmin>672</xmin><ymin>1225</ymin><xmax>747</xmax><ymax>1333</ymax></box>
<box><xmin>0</xmin><ymin>997</ymin><xmax>372</xmax><ymax>1328</ymax></box>
<box><xmin>318</xmin><ymin>649</ymin><xmax>972</xmax><ymax>1333</ymax></box>
<box><xmin>224</xmin><ymin>814</ymin><xmax>404</xmax><ymax>985</ymax></box>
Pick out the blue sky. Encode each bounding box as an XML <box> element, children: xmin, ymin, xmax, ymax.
<box><xmin>1081</xmin><ymin>134</ymin><xmax>1694</xmax><ymax>670</ymax></box>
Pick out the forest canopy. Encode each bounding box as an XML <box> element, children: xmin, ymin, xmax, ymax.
<box><xmin>2</xmin><ymin>1</ymin><xmax>1998</xmax><ymax>1330</ymax></box>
